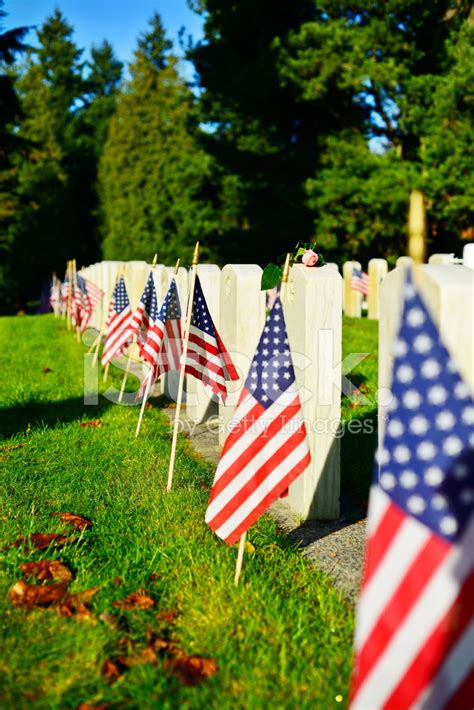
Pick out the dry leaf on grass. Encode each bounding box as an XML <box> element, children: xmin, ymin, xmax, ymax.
<box><xmin>112</xmin><ymin>589</ymin><xmax>155</xmax><ymax>611</ymax></box>
<box><xmin>156</xmin><ymin>609</ymin><xmax>179</xmax><ymax>624</ymax></box>
<box><xmin>51</xmin><ymin>512</ymin><xmax>93</xmax><ymax>530</ymax></box>
<box><xmin>149</xmin><ymin>573</ymin><xmax>161</xmax><ymax>581</ymax></box>
<box><xmin>9</xmin><ymin>580</ymin><xmax>69</xmax><ymax>607</ymax></box>
<box><xmin>101</xmin><ymin>657</ymin><xmax>125</xmax><ymax>685</ymax></box>
<box><xmin>4</xmin><ymin>532</ymin><xmax>74</xmax><ymax>552</ymax></box>
<box><xmin>164</xmin><ymin>654</ymin><xmax>218</xmax><ymax>686</ymax></box>
<box><xmin>77</xmin><ymin>703</ymin><xmax>111</xmax><ymax>710</ymax></box>
<box><xmin>19</xmin><ymin>560</ymin><xmax>73</xmax><ymax>582</ymax></box>
<box><xmin>0</xmin><ymin>443</ymin><xmax>25</xmax><ymax>452</ymax></box>
<box><xmin>80</xmin><ymin>420</ymin><xmax>103</xmax><ymax>428</ymax></box>
<box><xmin>41</xmin><ymin>367</ymin><xmax>52</xmax><ymax>373</ymax></box>
<box><xmin>58</xmin><ymin>586</ymin><xmax>100</xmax><ymax>620</ymax></box>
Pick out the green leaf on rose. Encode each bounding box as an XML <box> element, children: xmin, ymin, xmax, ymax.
<box><xmin>261</xmin><ymin>263</ymin><xmax>282</xmax><ymax>290</ymax></box>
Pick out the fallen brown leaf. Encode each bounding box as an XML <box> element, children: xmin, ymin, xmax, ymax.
<box><xmin>4</xmin><ymin>532</ymin><xmax>73</xmax><ymax>552</ymax></box>
<box><xmin>77</xmin><ymin>704</ymin><xmax>110</xmax><ymax>710</ymax></box>
<box><xmin>80</xmin><ymin>420</ymin><xmax>103</xmax><ymax>428</ymax></box>
<box><xmin>41</xmin><ymin>367</ymin><xmax>52</xmax><ymax>373</ymax></box>
<box><xmin>101</xmin><ymin>658</ymin><xmax>124</xmax><ymax>685</ymax></box>
<box><xmin>156</xmin><ymin>609</ymin><xmax>179</xmax><ymax>624</ymax></box>
<box><xmin>57</xmin><ymin>586</ymin><xmax>100</xmax><ymax>620</ymax></box>
<box><xmin>112</xmin><ymin>576</ymin><xmax>123</xmax><ymax>586</ymax></box>
<box><xmin>51</xmin><ymin>512</ymin><xmax>93</xmax><ymax>530</ymax></box>
<box><xmin>9</xmin><ymin>580</ymin><xmax>69</xmax><ymax>608</ymax></box>
<box><xmin>149</xmin><ymin>573</ymin><xmax>161</xmax><ymax>581</ymax></box>
<box><xmin>112</xmin><ymin>589</ymin><xmax>155</xmax><ymax>611</ymax></box>
<box><xmin>19</xmin><ymin>560</ymin><xmax>73</xmax><ymax>582</ymax></box>
<box><xmin>0</xmin><ymin>443</ymin><xmax>25</xmax><ymax>452</ymax></box>
<box><xmin>164</xmin><ymin>654</ymin><xmax>218</xmax><ymax>686</ymax></box>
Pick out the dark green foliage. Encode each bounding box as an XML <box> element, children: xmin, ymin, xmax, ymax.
<box><xmin>99</xmin><ymin>15</ymin><xmax>220</xmax><ymax>264</ymax></box>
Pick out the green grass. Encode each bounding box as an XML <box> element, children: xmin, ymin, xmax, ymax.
<box><xmin>0</xmin><ymin>315</ymin><xmax>356</xmax><ymax>709</ymax></box>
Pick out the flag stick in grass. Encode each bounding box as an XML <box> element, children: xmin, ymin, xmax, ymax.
<box><xmin>233</xmin><ymin>253</ymin><xmax>291</xmax><ymax>586</ymax></box>
<box><xmin>66</xmin><ymin>260</ymin><xmax>73</xmax><ymax>331</ymax></box>
<box><xmin>120</xmin><ymin>253</ymin><xmax>159</xmax><ymax>403</ymax></box>
<box><xmin>166</xmin><ymin>243</ymin><xmax>199</xmax><ymax>489</ymax></box>
<box><xmin>73</xmin><ymin>259</ymin><xmax>81</xmax><ymax>343</ymax></box>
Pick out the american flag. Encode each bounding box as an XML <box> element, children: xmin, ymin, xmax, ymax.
<box><xmin>82</xmin><ymin>277</ymin><xmax>103</xmax><ymax>310</ymax></box>
<box><xmin>205</xmin><ymin>295</ymin><xmax>311</xmax><ymax>545</ymax></box>
<box><xmin>185</xmin><ymin>275</ymin><xmax>239</xmax><ymax>402</ymax></box>
<box><xmin>141</xmin><ymin>278</ymin><xmax>182</xmax><ymax>384</ymax></box>
<box><xmin>72</xmin><ymin>273</ymin><xmax>92</xmax><ymax>331</ymax></box>
<box><xmin>101</xmin><ymin>276</ymin><xmax>133</xmax><ymax>366</ymax></box>
<box><xmin>351</xmin><ymin>267</ymin><xmax>370</xmax><ymax>296</ymax></box>
<box><xmin>350</xmin><ymin>270</ymin><xmax>474</xmax><ymax>709</ymax></box>
<box><xmin>129</xmin><ymin>272</ymin><xmax>158</xmax><ymax>353</ymax></box>
<box><xmin>49</xmin><ymin>277</ymin><xmax>61</xmax><ymax>313</ymax></box>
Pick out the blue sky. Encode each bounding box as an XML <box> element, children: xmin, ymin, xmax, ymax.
<box><xmin>4</xmin><ymin>0</ymin><xmax>204</xmax><ymax>73</ymax></box>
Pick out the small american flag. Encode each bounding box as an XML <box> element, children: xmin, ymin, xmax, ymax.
<box><xmin>49</xmin><ymin>276</ymin><xmax>61</xmax><ymax>313</ymax></box>
<box><xmin>130</xmin><ymin>273</ymin><xmax>158</xmax><ymax>353</ymax></box>
<box><xmin>350</xmin><ymin>270</ymin><xmax>474</xmax><ymax>709</ymax></box>
<box><xmin>351</xmin><ymin>268</ymin><xmax>370</xmax><ymax>296</ymax></box>
<box><xmin>205</xmin><ymin>295</ymin><xmax>311</xmax><ymax>545</ymax></box>
<box><xmin>185</xmin><ymin>275</ymin><xmax>239</xmax><ymax>401</ymax></box>
<box><xmin>101</xmin><ymin>276</ymin><xmax>133</xmax><ymax>366</ymax></box>
<box><xmin>83</xmin><ymin>277</ymin><xmax>103</xmax><ymax>310</ymax></box>
<box><xmin>141</xmin><ymin>278</ymin><xmax>182</xmax><ymax>384</ymax></box>
<box><xmin>73</xmin><ymin>274</ymin><xmax>92</xmax><ymax>331</ymax></box>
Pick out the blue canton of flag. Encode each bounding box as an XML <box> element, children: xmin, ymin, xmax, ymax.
<box><xmin>246</xmin><ymin>298</ymin><xmax>293</xmax><ymax>408</ymax></box>
<box><xmin>378</xmin><ymin>271</ymin><xmax>474</xmax><ymax>542</ymax></box>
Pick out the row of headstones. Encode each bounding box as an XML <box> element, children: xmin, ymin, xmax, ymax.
<box><xmin>80</xmin><ymin>249</ymin><xmax>474</xmax><ymax>522</ymax></box>
<box><xmin>342</xmin><ymin>245</ymin><xmax>474</xmax><ymax>320</ymax></box>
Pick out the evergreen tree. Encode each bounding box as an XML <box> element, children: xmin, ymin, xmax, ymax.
<box><xmin>278</xmin><ymin>0</ymin><xmax>473</xmax><ymax>260</ymax></box>
<box><xmin>99</xmin><ymin>14</ymin><xmax>219</xmax><ymax>264</ymax></box>
<box><xmin>187</xmin><ymin>0</ymin><xmax>361</xmax><ymax>263</ymax></box>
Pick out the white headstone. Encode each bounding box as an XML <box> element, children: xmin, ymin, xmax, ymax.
<box><xmin>283</xmin><ymin>264</ymin><xmax>342</xmax><ymax>519</ymax></box>
<box><xmin>218</xmin><ymin>265</ymin><xmax>266</xmax><ymax>445</ymax></box>
<box><xmin>428</xmin><ymin>253</ymin><xmax>455</xmax><ymax>265</ymax></box>
<box><xmin>463</xmin><ymin>243</ymin><xmax>474</xmax><ymax>270</ymax></box>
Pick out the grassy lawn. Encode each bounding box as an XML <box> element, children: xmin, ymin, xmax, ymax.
<box><xmin>0</xmin><ymin>314</ymin><xmax>361</xmax><ymax>709</ymax></box>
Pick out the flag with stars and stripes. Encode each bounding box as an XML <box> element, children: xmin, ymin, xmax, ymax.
<box><xmin>72</xmin><ymin>273</ymin><xmax>92</xmax><ymax>332</ymax></box>
<box><xmin>205</xmin><ymin>294</ymin><xmax>311</xmax><ymax>545</ymax></box>
<box><xmin>129</xmin><ymin>272</ymin><xmax>159</xmax><ymax>353</ymax></box>
<box><xmin>350</xmin><ymin>269</ymin><xmax>474</xmax><ymax>710</ymax></box>
<box><xmin>140</xmin><ymin>278</ymin><xmax>183</xmax><ymax>395</ymax></box>
<box><xmin>83</xmin><ymin>277</ymin><xmax>103</xmax><ymax>310</ymax></box>
<box><xmin>351</xmin><ymin>268</ymin><xmax>370</xmax><ymax>296</ymax></box>
<box><xmin>101</xmin><ymin>277</ymin><xmax>133</xmax><ymax>366</ymax></box>
<box><xmin>184</xmin><ymin>275</ymin><xmax>239</xmax><ymax>401</ymax></box>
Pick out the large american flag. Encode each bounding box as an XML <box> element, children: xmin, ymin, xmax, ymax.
<box><xmin>205</xmin><ymin>295</ymin><xmax>311</xmax><ymax>545</ymax></box>
<box><xmin>351</xmin><ymin>267</ymin><xmax>370</xmax><ymax>296</ymax></box>
<box><xmin>350</xmin><ymin>270</ymin><xmax>474</xmax><ymax>709</ymax></box>
<box><xmin>141</xmin><ymin>278</ymin><xmax>182</xmax><ymax>383</ymax></box>
<box><xmin>101</xmin><ymin>276</ymin><xmax>133</xmax><ymax>366</ymax></box>
<box><xmin>129</xmin><ymin>272</ymin><xmax>158</xmax><ymax>353</ymax></box>
<box><xmin>185</xmin><ymin>275</ymin><xmax>239</xmax><ymax>401</ymax></box>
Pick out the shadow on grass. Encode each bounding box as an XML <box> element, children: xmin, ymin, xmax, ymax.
<box><xmin>0</xmin><ymin>396</ymin><xmax>115</xmax><ymax>438</ymax></box>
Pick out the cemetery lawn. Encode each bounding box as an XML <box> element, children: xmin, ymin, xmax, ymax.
<box><xmin>0</xmin><ymin>315</ymin><xmax>377</xmax><ymax>710</ymax></box>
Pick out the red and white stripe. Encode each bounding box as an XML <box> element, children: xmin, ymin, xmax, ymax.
<box><xmin>185</xmin><ymin>326</ymin><xmax>238</xmax><ymax>402</ymax></box>
<box><xmin>84</xmin><ymin>279</ymin><xmax>103</xmax><ymax>308</ymax></box>
<box><xmin>351</xmin><ymin>271</ymin><xmax>370</xmax><ymax>296</ymax></box>
<box><xmin>351</xmin><ymin>486</ymin><xmax>474</xmax><ymax>709</ymax></box>
<box><xmin>205</xmin><ymin>383</ymin><xmax>311</xmax><ymax>545</ymax></box>
<box><xmin>101</xmin><ymin>305</ymin><xmax>133</xmax><ymax>366</ymax></box>
<box><xmin>142</xmin><ymin>317</ymin><xmax>182</xmax><ymax>377</ymax></box>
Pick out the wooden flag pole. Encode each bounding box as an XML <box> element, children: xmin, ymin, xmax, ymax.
<box><xmin>66</xmin><ymin>260</ymin><xmax>73</xmax><ymax>330</ymax></box>
<box><xmin>408</xmin><ymin>191</ymin><xmax>425</xmax><ymax>285</ymax></box>
<box><xmin>233</xmin><ymin>252</ymin><xmax>291</xmax><ymax>587</ymax></box>
<box><xmin>122</xmin><ymin>253</ymin><xmax>160</xmax><ymax>406</ymax></box>
<box><xmin>166</xmin><ymin>244</ymin><xmax>199</xmax><ymax>491</ymax></box>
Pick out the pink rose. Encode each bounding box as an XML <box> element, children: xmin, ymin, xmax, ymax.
<box><xmin>302</xmin><ymin>249</ymin><xmax>319</xmax><ymax>267</ymax></box>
